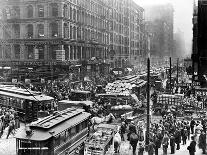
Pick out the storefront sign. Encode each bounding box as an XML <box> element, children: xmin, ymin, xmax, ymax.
<box><xmin>0</xmin><ymin>60</ymin><xmax>71</xmax><ymax>67</ymax></box>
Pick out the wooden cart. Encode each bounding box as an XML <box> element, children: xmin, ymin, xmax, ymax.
<box><xmin>84</xmin><ymin>124</ymin><xmax>118</xmax><ymax>155</ymax></box>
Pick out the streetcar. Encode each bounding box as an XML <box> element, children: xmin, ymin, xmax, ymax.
<box><xmin>0</xmin><ymin>85</ymin><xmax>54</xmax><ymax>122</ymax></box>
<box><xmin>58</xmin><ymin>100</ymin><xmax>94</xmax><ymax>112</ymax></box>
<box><xmin>15</xmin><ymin>108</ymin><xmax>91</xmax><ymax>155</ymax></box>
<box><xmin>69</xmin><ymin>90</ymin><xmax>92</xmax><ymax>101</ymax></box>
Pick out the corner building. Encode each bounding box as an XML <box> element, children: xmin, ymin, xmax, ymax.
<box><xmin>0</xmin><ymin>0</ymin><xmax>110</xmax><ymax>67</ymax></box>
<box><xmin>0</xmin><ymin>0</ymin><xmax>144</xmax><ymax>79</ymax></box>
<box><xmin>108</xmin><ymin>0</ymin><xmax>145</xmax><ymax>68</ymax></box>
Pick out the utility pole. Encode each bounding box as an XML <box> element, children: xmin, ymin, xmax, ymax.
<box><xmin>177</xmin><ymin>58</ymin><xmax>179</xmax><ymax>85</ymax></box>
<box><xmin>146</xmin><ymin>57</ymin><xmax>150</xmax><ymax>145</ymax></box>
<box><xmin>169</xmin><ymin>57</ymin><xmax>172</xmax><ymax>94</ymax></box>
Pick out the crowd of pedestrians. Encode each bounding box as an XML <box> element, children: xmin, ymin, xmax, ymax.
<box><xmin>0</xmin><ymin>106</ymin><xmax>20</xmax><ymax>139</ymax></box>
<box><xmin>118</xmin><ymin>112</ymin><xmax>207</xmax><ymax>155</ymax></box>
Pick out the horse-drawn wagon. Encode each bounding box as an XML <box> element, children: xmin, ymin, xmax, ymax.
<box><xmin>84</xmin><ymin>124</ymin><xmax>119</xmax><ymax>155</ymax></box>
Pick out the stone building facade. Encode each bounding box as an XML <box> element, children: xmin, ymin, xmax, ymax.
<box><xmin>108</xmin><ymin>0</ymin><xmax>145</xmax><ymax>68</ymax></box>
<box><xmin>0</xmin><ymin>0</ymin><xmax>145</xmax><ymax>73</ymax></box>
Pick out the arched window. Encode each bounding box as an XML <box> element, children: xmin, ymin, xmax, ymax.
<box><xmin>13</xmin><ymin>24</ymin><xmax>20</xmax><ymax>38</ymax></box>
<box><xmin>69</xmin><ymin>6</ymin><xmax>72</xmax><ymax>19</ymax></box>
<box><xmin>12</xmin><ymin>6</ymin><xmax>20</xmax><ymax>18</ymax></box>
<box><xmin>27</xmin><ymin>24</ymin><xmax>33</xmax><ymax>38</ymax></box>
<box><xmin>64</xmin><ymin>23</ymin><xmax>68</xmax><ymax>38</ymax></box>
<box><xmin>38</xmin><ymin>5</ymin><xmax>44</xmax><ymax>17</ymax></box>
<box><xmin>50</xmin><ymin>3</ymin><xmax>58</xmax><ymax>17</ymax></box>
<box><xmin>37</xmin><ymin>24</ymin><xmax>44</xmax><ymax>38</ymax></box>
<box><xmin>27</xmin><ymin>5</ymin><xmax>33</xmax><ymax>18</ymax></box>
<box><xmin>50</xmin><ymin>22</ymin><xmax>58</xmax><ymax>37</ymax></box>
<box><xmin>63</xmin><ymin>4</ymin><xmax>67</xmax><ymax>17</ymax></box>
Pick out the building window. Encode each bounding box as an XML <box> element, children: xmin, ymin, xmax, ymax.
<box><xmin>4</xmin><ymin>45</ymin><xmax>11</xmax><ymax>59</ymax></box>
<box><xmin>73</xmin><ymin>26</ymin><xmax>76</xmax><ymax>39</ymax></box>
<box><xmin>3</xmin><ymin>25</ymin><xmax>11</xmax><ymax>39</ymax></box>
<box><xmin>64</xmin><ymin>23</ymin><xmax>68</xmax><ymax>38</ymax></box>
<box><xmin>27</xmin><ymin>45</ymin><xmax>34</xmax><ymax>59</ymax></box>
<box><xmin>70</xmin><ymin>25</ymin><xmax>72</xmax><ymax>39</ymax></box>
<box><xmin>37</xmin><ymin>45</ymin><xmax>44</xmax><ymax>59</ymax></box>
<box><xmin>0</xmin><ymin>45</ymin><xmax>2</xmax><ymax>58</ymax></box>
<box><xmin>50</xmin><ymin>45</ymin><xmax>58</xmax><ymax>59</ymax></box>
<box><xmin>12</xmin><ymin>6</ymin><xmax>20</xmax><ymax>18</ymax></box>
<box><xmin>4</xmin><ymin>8</ymin><xmax>11</xmax><ymax>19</ymax></box>
<box><xmin>14</xmin><ymin>44</ymin><xmax>20</xmax><ymax>59</ymax></box>
<box><xmin>37</xmin><ymin>24</ymin><xmax>44</xmax><ymax>38</ymax></box>
<box><xmin>27</xmin><ymin>5</ymin><xmax>33</xmax><ymax>18</ymax></box>
<box><xmin>27</xmin><ymin>24</ymin><xmax>33</xmax><ymax>38</ymax></box>
<box><xmin>13</xmin><ymin>24</ymin><xmax>20</xmax><ymax>38</ymax></box>
<box><xmin>38</xmin><ymin>5</ymin><xmax>44</xmax><ymax>17</ymax></box>
<box><xmin>50</xmin><ymin>22</ymin><xmax>58</xmax><ymax>37</ymax></box>
<box><xmin>50</xmin><ymin>3</ymin><xmax>58</xmax><ymax>17</ymax></box>
<box><xmin>73</xmin><ymin>9</ymin><xmax>76</xmax><ymax>21</ymax></box>
<box><xmin>63</xmin><ymin>4</ymin><xmax>67</xmax><ymax>17</ymax></box>
<box><xmin>69</xmin><ymin>6</ymin><xmax>72</xmax><ymax>19</ymax></box>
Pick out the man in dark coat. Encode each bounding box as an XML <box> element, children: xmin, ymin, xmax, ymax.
<box><xmin>198</xmin><ymin>130</ymin><xmax>206</xmax><ymax>154</ymax></box>
<box><xmin>130</xmin><ymin>132</ymin><xmax>138</xmax><ymax>155</ymax></box>
<box><xmin>174</xmin><ymin>128</ymin><xmax>181</xmax><ymax>150</ymax></box>
<box><xmin>187</xmin><ymin>136</ymin><xmax>196</xmax><ymax>155</ymax></box>
<box><xmin>153</xmin><ymin>130</ymin><xmax>162</xmax><ymax>155</ymax></box>
<box><xmin>170</xmin><ymin>133</ymin><xmax>176</xmax><ymax>154</ymax></box>
<box><xmin>190</xmin><ymin>118</ymin><xmax>196</xmax><ymax>134</ymax></box>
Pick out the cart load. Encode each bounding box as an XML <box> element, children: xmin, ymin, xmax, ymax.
<box><xmin>84</xmin><ymin>124</ymin><xmax>118</xmax><ymax>155</ymax></box>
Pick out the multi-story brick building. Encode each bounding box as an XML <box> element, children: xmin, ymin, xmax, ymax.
<box><xmin>108</xmin><ymin>0</ymin><xmax>145</xmax><ymax>68</ymax></box>
<box><xmin>0</xmin><ymin>0</ymin><xmax>145</xmax><ymax>81</ymax></box>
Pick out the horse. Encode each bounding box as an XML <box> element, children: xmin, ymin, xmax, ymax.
<box><xmin>90</xmin><ymin>113</ymin><xmax>115</xmax><ymax>130</ymax></box>
<box><xmin>114</xmin><ymin>132</ymin><xmax>121</xmax><ymax>153</ymax></box>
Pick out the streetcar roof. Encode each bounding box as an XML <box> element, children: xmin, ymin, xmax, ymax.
<box><xmin>70</xmin><ymin>90</ymin><xmax>91</xmax><ymax>94</ymax></box>
<box><xmin>58</xmin><ymin>100</ymin><xmax>93</xmax><ymax>106</ymax></box>
<box><xmin>0</xmin><ymin>89</ymin><xmax>53</xmax><ymax>101</ymax></box>
<box><xmin>15</xmin><ymin>108</ymin><xmax>91</xmax><ymax>141</ymax></box>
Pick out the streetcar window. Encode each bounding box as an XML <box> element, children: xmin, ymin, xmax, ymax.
<box><xmin>65</xmin><ymin>129</ymin><xmax>70</xmax><ymax>142</ymax></box>
<box><xmin>76</xmin><ymin>124</ymin><xmax>80</xmax><ymax>133</ymax></box>
<box><xmin>59</xmin><ymin>131</ymin><xmax>66</xmax><ymax>144</ymax></box>
<box><xmin>70</xmin><ymin>126</ymin><xmax>76</xmax><ymax>137</ymax></box>
<box><xmin>54</xmin><ymin>135</ymin><xmax>60</xmax><ymax>147</ymax></box>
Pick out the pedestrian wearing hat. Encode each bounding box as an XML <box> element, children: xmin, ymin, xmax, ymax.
<box><xmin>138</xmin><ymin>142</ymin><xmax>145</xmax><ymax>155</ymax></box>
<box><xmin>198</xmin><ymin>130</ymin><xmax>206</xmax><ymax>154</ymax></box>
<box><xmin>161</xmin><ymin>131</ymin><xmax>169</xmax><ymax>155</ymax></box>
<box><xmin>187</xmin><ymin>136</ymin><xmax>196</xmax><ymax>155</ymax></box>
<box><xmin>120</xmin><ymin>121</ymin><xmax>127</xmax><ymax>141</ymax></box>
<box><xmin>170</xmin><ymin>133</ymin><xmax>175</xmax><ymax>154</ymax></box>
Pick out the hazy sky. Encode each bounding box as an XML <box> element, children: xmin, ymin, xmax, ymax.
<box><xmin>135</xmin><ymin>0</ymin><xmax>194</xmax><ymax>56</ymax></box>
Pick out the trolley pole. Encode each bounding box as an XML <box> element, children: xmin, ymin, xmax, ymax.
<box><xmin>146</xmin><ymin>57</ymin><xmax>150</xmax><ymax>145</ymax></box>
<box><xmin>177</xmin><ymin>58</ymin><xmax>179</xmax><ymax>85</ymax></box>
<box><xmin>169</xmin><ymin>57</ymin><xmax>172</xmax><ymax>94</ymax></box>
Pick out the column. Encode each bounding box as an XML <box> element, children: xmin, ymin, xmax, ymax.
<box><xmin>68</xmin><ymin>45</ymin><xmax>70</xmax><ymax>60</ymax></box>
<box><xmin>44</xmin><ymin>21</ymin><xmax>49</xmax><ymax>38</ymax></box>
